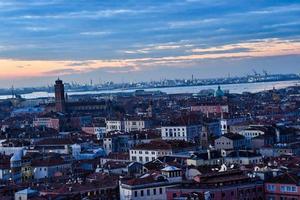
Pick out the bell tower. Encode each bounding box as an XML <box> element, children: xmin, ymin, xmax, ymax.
<box><xmin>54</xmin><ymin>78</ymin><xmax>66</xmax><ymax>113</ymax></box>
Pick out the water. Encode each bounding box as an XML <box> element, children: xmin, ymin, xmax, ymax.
<box><xmin>0</xmin><ymin>80</ymin><xmax>299</xmax><ymax>100</ymax></box>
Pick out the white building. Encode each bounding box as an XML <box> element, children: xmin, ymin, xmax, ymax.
<box><xmin>119</xmin><ymin>167</ymin><xmax>182</xmax><ymax>200</ymax></box>
<box><xmin>15</xmin><ymin>188</ymin><xmax>38</xmax><ymax>200</ymax></box>
<box><xmin>161</xmin><ymin>125</ymin><xmax>202</xmax><ymax>142</ymax></box>
<box><xmin>238</xmin><ymin>128</ymin><xmax>265</xmax><ymax>139</ymax></box>
<box><xmin>106</xmin><ymin>120</ymin><xmax>124</xmax><ymax>132</ymax></box>
<box><xmin>32</xmin><ymin>159</ymin><xmax>71</xmax><ymax>180</ymax></box>
<box><xmin>124</xmin><ymin>119</ymin><xmax>150</xmax><ymax>132</ymax></box>
<box><xmin>106</xmin><ymin>119</ymin><xmax>151</xmax><ymax>133</ymax></box>
<box><xmin>130</xmin><ymin>140</ymin><xmax>196</xmax><ymax>164</ymax></box>
<box><xmin>225</xmin><ymin>151</ymin><xmax>263</xmax><ymax>165</ymax></box>
<box><xmin>130</xmin><ymin>146</ymin><xmax>172</xmax><ymax>164</ymax></box>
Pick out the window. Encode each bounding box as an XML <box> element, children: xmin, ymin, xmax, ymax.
<box><xmin>134</xmin><ymin>191</ymin><xmax>138</xmax><ymax>197</ymax></box>
<box><xmin>159</xmin><ymin>188</ymin><xmax>163</xmax><ymax>194</ymax></box>
<box><xmin>153</xmin><ymin>189</ymin><xmax>156</xmax><ymax>195</ymax></box>
<box><xmin>280</xmin><ymin>185</ymin><xmax>297</xmax><ymax>193</ymax></box>
<box><xmin>267</xmin><ymin>184</ymin><xmax>276</xmax><ymax>192</ymax></box>
<box><xmin>141</xmin><ymin>190</ymin><xmax>144</xmax><ymax>197</ymax></box>
<box><xmin>147</xmin><ymin>189</ymin><xmax>150</xmax><ymax>196</ymax></box>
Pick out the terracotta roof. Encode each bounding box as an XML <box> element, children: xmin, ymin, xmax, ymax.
<box><xmin>227</xmin><ymin>151</ymin><xmax>262</xmax><ymax>158</ymax></box>
<box><xmin>122</xmin><ymin>172</ymin><xmax>166</xmax><ymax>186</ymax></box>
<box><xmin>221</xmin><ymin>133</ymin><xmax>245</xmax><ymax>140</ymax></box>
<box><xmin>35</xmin><ymin>138</ymin><xmax>78</xmax><ymax>145</ymax></box>
<box><xmin>266</xmin><ymin>173</ymin><xmax>300</xmax><ymax>185</ymax></box>
<box><xmin>106</xmin><ymin>152</ymin><xmax>129</xmax><ymax>160</ymax></box>
<box><xmin>32</xmin><ymin>157</ymin><xmax>67</xmax><ymax>167</ymax></box>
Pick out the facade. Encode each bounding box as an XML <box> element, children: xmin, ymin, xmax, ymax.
<box><xmin>161</xmin><ymin>125</ymin><xmax>202</xmax><ymax>142</ymax></box>
<box><xmin>238</xmin><ymin>128</ymin><xmax>266</xmax><ymax>139</ymax></box>
<box><xmin>190</xmin><ymin>104</ymin><xmax>229</xmax><ymax>114</ymax></box>
<box><xmin>214</xmin><ymin>133</ymin><xmax>246</xmax><ymax>150</ymax></box>
<box><xmin>120</xmin><ymin>167</ymin><xmax>182</xmax><ymax>200</ymax></box>
<box><xmin>33</xmin><ymin>117</ymin><xmax>60</xmax><ymax>131</ymax></box>
<box><xmin>14</xmin><ymin>188</ymin><xmax>38</xmax><ymax>200</ymax></box>
<box><xmin>252</xmin><ymin>134</ymin><xmax>275</xmax><ymax>149</ymax></box>
<box><xmin>130</xmin><ymin>140</ymin><xmax>196</xmax><ymax>164</ymax></box>
<box><xmin>225</xmin><ymin>151</ymin><xmax>263</xmax><ymax>165</ymax></box>
<box><xmin>0</xmin><ymin>152</ymin><xmax>23</xmax><ymax>183</ymax></box>
<box><xmin>124</xmin><ymin>119</ymin><xmax>150</xmax><ymax>132</ymax></box>
<box><xmin>103</xmin><ymin>131</ymin><xmax>160</xmax><ymax>155</ymax></box>
<box><xmin>130</xmin><ymin>145</ymin><xmax>172</xmax><ymax>164</ymax></box>
<box><xmin>166</xmin><ymin>170</ymin><xmax>264</xmax><ymax>200</ymax></box>
<box><xmin>106</xmin><ymin>120</ymin><xmax>124</xmax><ymax>132</ymax></box>
<box><xmin>32</xmin><ymin>158</ymin><xmax>71</xmax><ymax>180</ymax></box>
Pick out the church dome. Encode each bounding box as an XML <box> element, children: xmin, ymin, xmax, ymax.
<box><xmin>215</xmin><ymin>85</ymin><xmax>224</xmax><ymax>97</ymax></box>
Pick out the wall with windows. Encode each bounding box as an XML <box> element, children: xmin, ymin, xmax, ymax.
<box><xmin>120</xmin><ymin>184</ymin><xmax>168</xmax><ymax>200</ymax></box>
<box><xmin>161</xmin><ymin>125</ymin><xmax>201</xmax><ymax>141</ymax></box>
<box><xmin>265</xmin><ymin>183</ymin><xmax>300</xmax><ymax>199</ymax></box>
<box><xmin>130</xmin><ymin>149</ymin><xmax>172</xmax><ymax>164</ymax></box>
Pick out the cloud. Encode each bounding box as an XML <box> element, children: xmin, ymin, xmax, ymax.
<box><xmin>79</xmin><ymin>31</ymin><xmax>111</xmax><ymax>36</ymax></box>
<box><xmin>248</xmin><ymin>4</ymin><xmax>300</xmax><ymax>15</ymax></box>
<box><xmin>24</xmin><ymin>26</ymin><xmax>51</xmax><ymax>32</ymax></box>
<box><xmin>0</xmin><ymin>0</ymin><xmax>299</xmax><ymax>87</ymax></box>
<box><xmin>13</xmin><ymin>9</ymin><xmax>144</xmax><ymax>20</ymax></box>
<box><xmin>168</xmin><ymin>18</ymin><xmax>218</xmax><ymax>29</ymax></box>
<box><xmin>0</xmin><ymin>38</ymin><xmax>299</xmax><ymax>79</ymax></box>
<box><xmin>123</xmin><ymin>42</ymin><xmax>194</xmax><ymax>54</ymax></box>
<box><xmin>44</xmin><ymin>68</ymin><xmax>79</xmax><ymax>75</ymax></box>
<box><xmin>66</xmin><ymin>61</ymin><xmax>96</xmax><ymax>67</ymax></box>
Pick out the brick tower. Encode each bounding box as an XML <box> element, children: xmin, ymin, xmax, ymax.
<box><xmin>54</xmin><ymin>78</ymin><xmax>66</xmax><ymax>113</ymax></box>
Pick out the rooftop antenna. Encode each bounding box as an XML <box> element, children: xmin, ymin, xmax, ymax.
<box><xmin>11</xmin><ymin>85</ymin><xmax>15</xmax><ymax>99</ymax></box>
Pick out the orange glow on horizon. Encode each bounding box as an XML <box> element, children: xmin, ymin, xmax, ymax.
<box><xmin>0</xmin><ymin>38</ymin><xmax>299</xmax><ymax>78</ymax></box>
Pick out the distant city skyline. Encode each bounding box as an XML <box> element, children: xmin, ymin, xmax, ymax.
<box><xmin>0</xmin><ymin>0</ymin><xmax>299</xmax><ymax>87</ymax></box>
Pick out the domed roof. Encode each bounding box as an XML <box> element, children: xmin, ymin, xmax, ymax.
<box><xmin>161</xmin><ymin>166</ymin><xmax>180</xmax><ymax>171</ymax></box>
<box><xmin>215</xmin><ymin>85</ymin><xmax>224</xmax><ymax>97</ymax></box>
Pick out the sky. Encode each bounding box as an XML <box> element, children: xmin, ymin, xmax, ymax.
<box><xmin>0</xmin><ymin>0</ymin><xmax>300</xmax><ymax>88</ymax></box>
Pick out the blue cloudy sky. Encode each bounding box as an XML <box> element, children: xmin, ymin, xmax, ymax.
<box><xmin>0</xmin><ymin>0</ymin><xmax>299</xmax><ymax>87</ymax></box>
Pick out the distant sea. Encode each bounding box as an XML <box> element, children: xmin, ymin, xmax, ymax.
<box><xmin>0</xmin><ymin>80</ymin><xmax>299</xmax><ymax>100</ymax></box>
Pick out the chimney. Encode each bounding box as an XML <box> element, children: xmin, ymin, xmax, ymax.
<box><xmin>275</xmin><ymin>128</ymin><xmax>280</xmax><ymax>143</ymax></box>
<box><xmin>207</xmin><ymin>150</ymin><xmax>211</xmax><ymax>160</ymax></box>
